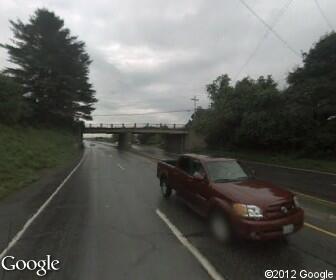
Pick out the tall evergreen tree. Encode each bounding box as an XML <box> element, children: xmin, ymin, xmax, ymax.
<box><xmin>2</xmin><ymin>9</ymin><xmax>97</xmax><ymax>124</ymax></box>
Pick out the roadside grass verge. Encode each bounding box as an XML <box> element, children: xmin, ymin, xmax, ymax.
<box><xmin>195</xmin><ymin>148</ymin><xmax>336</xmax><ymax>174</ymax></box>
<box><xmin>0</xmin><ymin>125</ymin><xmax>81</xmax><ymax>200</ymax></box>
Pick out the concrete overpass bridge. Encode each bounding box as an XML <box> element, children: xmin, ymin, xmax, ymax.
<box><xmin>84</xmin><ymin>123</ymin><xmax>190</xmax><ymax>153</ymax></box>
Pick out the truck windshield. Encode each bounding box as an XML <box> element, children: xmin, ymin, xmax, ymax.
<box><xmin>206</xmin><ymin>160</ymin><xmax>249</xmax><ymax>182</ymax></box>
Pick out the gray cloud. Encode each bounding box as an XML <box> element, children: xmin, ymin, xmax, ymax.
<box><xmin>0</xmin><ymin>0</ymin><xmax>335</xmax><ymax>124</ymax></box>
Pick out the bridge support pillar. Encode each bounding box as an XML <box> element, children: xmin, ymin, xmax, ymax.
<box><xmin>118</xmin><ymin>132</ymin><xmax>132</xmax><ymax>149</ymax></box>
<box><xmin>164</xmin><ymin>134</ymin><xmax>186</xmax><ymax>153</ymax></box>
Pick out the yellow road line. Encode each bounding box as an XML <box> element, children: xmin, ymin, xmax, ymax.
<box><xmin>291</xmin><ymin>190</ymin><xmax>336</xmax><ymax>207</ymax></box>
<box><xmin>304</xmin><ymin>222</ymin><xmax>336</xmax><ymax>238</ymax></box>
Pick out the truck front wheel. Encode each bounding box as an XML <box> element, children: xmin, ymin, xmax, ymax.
<box><xmin>160</xmin><ymin>179</ymin><xmax>172</xmax><ymax>198</ymax></box>
<box><xmin>209</xmin><ymin>211</ymin><xmax>232</xmax><ymax>243</ymax></box>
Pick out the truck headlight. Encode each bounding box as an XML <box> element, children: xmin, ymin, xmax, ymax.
<box><xmin>233</xmin><ymin>204</ymin><xmax>263</xmax><ymax>219</ymax></box>
<box><xmin>293</xmin><ymin>196</ymin><xmax>300</xmax><ymax>208</ymax></box>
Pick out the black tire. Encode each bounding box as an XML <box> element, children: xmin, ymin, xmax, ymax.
<box><xmin>209</xmin><ymin>211</ymin><xmax>232</xmax><ymax>243</ymax></box>
<box><xmin>160</xmin><ymin>178</ymin><xmax>172</xmax><ymax>198</ymax></box>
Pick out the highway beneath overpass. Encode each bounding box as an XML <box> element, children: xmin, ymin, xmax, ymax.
<box><xmin>0</xmin><ymin>141</ymin><xmax>335</xmax><ymax>279</ymax></box>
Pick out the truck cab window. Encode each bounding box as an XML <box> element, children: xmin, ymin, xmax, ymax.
<box><xmin>178</xmin><ymin>157</ymin><xmax>192</xmax><ymax>174</ymax></box>
<box><xmin>191</xmin><ymin>160</ymin><xmax>206</xmax><ymax>178</ymax></box>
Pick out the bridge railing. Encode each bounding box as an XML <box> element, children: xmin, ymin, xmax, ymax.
<box><xmin>85</xmin><ymin>123</ymin><xmax>186</xmax><ymax>129</ymax></box>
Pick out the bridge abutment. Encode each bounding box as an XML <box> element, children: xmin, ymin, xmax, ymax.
<box><xmin>118</xmin><ymin>132</ymin><xmax>132</xmax><ymax>149</ymax></box>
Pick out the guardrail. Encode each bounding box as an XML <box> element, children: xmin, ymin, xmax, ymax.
<box><xmin>85</xmin><ymin>123</ymin><xmax>186</xmax><ymax>129</ymax></box>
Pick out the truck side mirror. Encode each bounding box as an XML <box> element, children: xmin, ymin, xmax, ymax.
<box><xmin>194</xmin><ymin>173</ymin><xmax>205</xmax><ymax>181</ymax></box>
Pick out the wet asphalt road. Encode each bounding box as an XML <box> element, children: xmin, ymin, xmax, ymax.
<box><xmin>1</xmin><ymin>141</ymin><xmax>336</xmax><ymax>280</ymax></box>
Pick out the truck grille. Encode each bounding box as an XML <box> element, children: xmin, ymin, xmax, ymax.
<box><xmin>265</xmin><ymin>200</ymin><xmax>296</xmax><ymax>219</ymax></box>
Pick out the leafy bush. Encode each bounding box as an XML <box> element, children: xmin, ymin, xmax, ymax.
<box><xmin>191</xmin><ymin>33</ymin><xmax>336</xmax><ymax>156</ymax></box>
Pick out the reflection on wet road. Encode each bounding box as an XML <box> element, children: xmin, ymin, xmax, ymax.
<box><xmin>1</xmin><ymin>141</ymin><xmax>335</xmax><ymax>280</ymax></box>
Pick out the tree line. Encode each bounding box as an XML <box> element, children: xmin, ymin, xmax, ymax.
<box><xmin>190</xmin><ymin>33</ymin><xmax>336</xmax><ymax>156</ymax></box>
<box><xmin>0</xmin><ymin>9</ymin><xmax>97</xmax><ymax>127</ymax></box>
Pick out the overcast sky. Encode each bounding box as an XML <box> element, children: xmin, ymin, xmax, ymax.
<box><xmin>0</xmin><ymin>0</ymin><xmax>335</xmax><ymax>125</ymax></box>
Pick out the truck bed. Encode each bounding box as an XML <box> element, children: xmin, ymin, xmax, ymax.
<box><xmin>157</xmin><ymin>159</ymin><xmax>178</xmax><ymax>180</ymax></box>
<box><xmin>160</xmin><ymin>159</ymin><xmax>177</xmax><ymax>166</ymax></box>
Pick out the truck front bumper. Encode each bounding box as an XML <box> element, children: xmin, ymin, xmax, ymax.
<box><xmin>233</xmin><ymin>209</ymin><xmax>304</xmax><ymax>240</ymax></box>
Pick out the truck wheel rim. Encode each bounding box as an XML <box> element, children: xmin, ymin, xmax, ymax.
<box><xmin>212</xmin><ymin>216</ymin><xmax>228</xmax><ymax>241</ymax></box>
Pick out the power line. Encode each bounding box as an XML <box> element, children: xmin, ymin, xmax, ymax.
<box><xmin>238</xmin><ymin>0</ymin><xmax>301</xmax><ymax>58</ymax></box>
<box><xmin>314</xmin><ymin>0</ymin><xmax>334</xmax><ymax>31</ymax></box>
<box><xmin>190</xmin><ymin>96</ymin><xmax>199</xmax><ymax>113</ymax></box>
<box><xmin>93</xmin><ymin>109</ymin><xmax>193</xmax><ymax>117</ymax></box>
<box><xmin>234</xmin><ymin>0</ymin><xmax>294</xmax><ymax>81</ymax></box>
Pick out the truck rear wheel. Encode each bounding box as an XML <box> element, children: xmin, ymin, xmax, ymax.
<box><xmin>160</xmin><ymin>179</ymin><xmax>172</xmax><ymax>198</ymax></box>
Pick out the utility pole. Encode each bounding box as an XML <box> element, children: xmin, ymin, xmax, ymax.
<box><xmin>191</xmin><ymin>96</ymin><xmax>199</xmax><ymax>113</ymax></box>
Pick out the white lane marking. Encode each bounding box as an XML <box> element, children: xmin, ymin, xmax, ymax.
<box><xmin>156</xmin><ymin>209</ymin><xmax>225</xmax><ymax>280</ymax></box>
<box><xmin>117</xmin><ymin>163</ymin><xmax>125</xmax><ymax>170</ymax></box>
<box><xmin>0</xmin><ymin>153</ymin><xmax>86</xmax><ymax>259</ymax></box>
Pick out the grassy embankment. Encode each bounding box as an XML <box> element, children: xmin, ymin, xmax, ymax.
<box><xmin>198</xmin><ymin>148</ymin><xmax>336</xmax><ymax>174</ymax></box>
<box><xmin>0</xmin><ymin>124</ymin><xmax>81</xmax><ymax>200</ymax></box>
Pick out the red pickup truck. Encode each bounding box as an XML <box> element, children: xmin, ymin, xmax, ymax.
<box><xmin>157</xmin><ymin>154</ymin><xmax>304</xmax><ymax>242</ymax></box>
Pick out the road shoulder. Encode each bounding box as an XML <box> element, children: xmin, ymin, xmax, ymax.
<box><xmin>0</xmin><ymin>149</ymin><xmax>84</xmax><ymax>253</ymax></box>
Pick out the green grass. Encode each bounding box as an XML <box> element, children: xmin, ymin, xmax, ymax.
<box><xmin>195</xmin><ymin>148</ymin><xmax>336</xmax><ymax>174</ymax></box>
<box><xmin>0</xmin><ymin>124</ymin><xmax>81</xmax><ymax>200</ymax></box>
